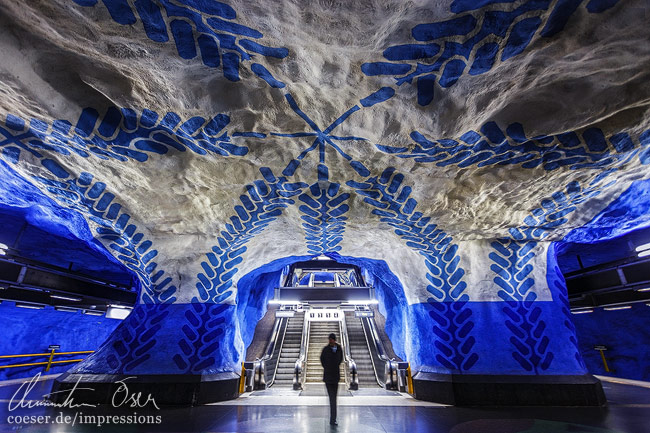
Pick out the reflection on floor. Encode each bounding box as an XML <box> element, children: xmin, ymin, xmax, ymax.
<box><xmin>223</xmin><ymin>384</ymin><xmax>442</xmax><ymax>406</ymax></box>
<box><xmin>0</xmin><ymin>375</ymin><xmax>648</xmax><ymax>432</ymax></box>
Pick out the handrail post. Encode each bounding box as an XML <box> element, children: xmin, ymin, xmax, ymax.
<box><xmin>239</xmin><ymin>362</ymin><xmax>246</xmax><ymax>394</ymax></box>
<box><xmin>406</xmin><ymin>363</ymin><xmax>414</xmax><ymax>395</ymax></box>
<box><xmin>44</xmin><ymin>348</ymin><xmax>56</xmax><ymax>372</ymax></box>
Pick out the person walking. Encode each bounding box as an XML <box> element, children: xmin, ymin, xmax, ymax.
<box><xmin>320</xmin><ymin>332</ymin><xmax>343</xmax><ymax>426</ymax></box>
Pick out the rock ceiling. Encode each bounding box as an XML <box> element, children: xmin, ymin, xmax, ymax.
<box><xmin>0</xmin><ymin>0</ymin><xmax>649</xmax><ymax>304</ymax></box>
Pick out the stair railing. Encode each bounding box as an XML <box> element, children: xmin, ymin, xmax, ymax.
<box><xmin>293</xmin><ymin>312</ymin><xmax>310</xmax><ymax>390</ymax></box>
<box><xmin>340</xmin><ymin>313</ymin><xmax>359</xmax><ymax>390</ymax></box>
<box><xmin>252</xmin><ymin>308</ymin><xmax>292</xmax><ymax>390</ymax></box>
<box><xmin>359</xmin><ymin>308</ymin><xmax>401</xmax><ymax>389</ymax></box>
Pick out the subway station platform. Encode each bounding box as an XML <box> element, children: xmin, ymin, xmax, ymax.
<box><xmin>0</xmin><ymin>375</ymin><xmax>649</xmax><ymax>433</ymax></box>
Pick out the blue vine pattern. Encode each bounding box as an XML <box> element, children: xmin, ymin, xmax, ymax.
<box><xmin>72</xmin><ymin>0</ymin><xmax>289</xmax><ymax>86</ymax></box>
<box><xmin>173</xmin><ymin>303</ymin><xmax>230</xmax><ymax>373</ymax></box>
<box><xmin>31</xmin><ymin>171</ymin><xmax>177</xmax><ymax>304</ymax></box>
<box><xmin>549</xmin><ymin>262</ymin><xmax>586</xmax><ymax>369</ymax></box>
<box><xmin>297</xmin><ymin>164</ymin><xmax>350</xmax><ymax>254</ymax></box>
<box><xmin>348</xmin><ymin>167</ymin><xmax>478</xmax><ymax>372</ymax></box>
<box><xmin>194</xmin><ymin>167</ymin><xmax>307</xmax><ymax>303</ymax></box>
<box><xmin>0</xmin><ymin>107</ymin><xmax>249</xmax><ymax>168</ymax></box>
<box><xmin>362</xmin><ymin>0</ymin><xmax>621</xmax><ymax>106</ymax></box>
<box><xmin>377</xmin><ymin>122</ymin><xmax>650</xmax><ymax>171</ymax></box>
<box><xmin>100</xmin><ymin>304</ymin><xmax>172</xmax><ymax>372</ymax></box>
<box><xmin>490</xmin><ymin>178</ymin><xmax>611</xmax><ymax>372</ymax></box>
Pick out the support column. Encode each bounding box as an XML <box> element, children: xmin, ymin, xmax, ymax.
<box><xmin>403</xmin><ymin>241</ymin><xmax>605</xmax><ymax>405</ymax></box>
<box><xmin>51</xmin><ymin>303</ymin><xmax>243</xmax><ymax>406</ymax></box>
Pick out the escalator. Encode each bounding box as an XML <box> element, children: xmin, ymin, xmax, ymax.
<box><xmin>272</xmin><ymin>311</ymin><xmax>304</xmax><ymax>387</ymax></box>
<box><xmin>305</xmin><ymin>321</ymin><xmax>344</xmax><ymax>383</ymax></box>
<box><xmin>345</xmin><ymin>311</ymin><xmax>381</xmax><ymax>387</ymax></box>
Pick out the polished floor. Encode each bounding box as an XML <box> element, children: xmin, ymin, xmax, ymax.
<box><xmin>0</xmin><ymin>375</ymin><xmax>648</xmax><ymax>432</ymax></box>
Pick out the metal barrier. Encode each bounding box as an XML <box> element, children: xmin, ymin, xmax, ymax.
<box><xmin>396</xmin><ymin>362</ymin><xmax>410</xmax><ymax>392</ymax></box>
<box><xmin>0</xmin><ymin>348</ymin><xmax>94</xmax><ymax>372</ymax></box>
<box><xmin>339</xmin><ymin>313</ymin><xmax>358</xmax><ymax>390</ymax></box>
<box><xmin>242</xmin><ymin>361</ymin><xmax>265</xmax><ymax>393</ymax></box>
<box><xmin>293</xmin><ymin>315</ymin><xmax>310</xmax><ymax>390</ymax></box>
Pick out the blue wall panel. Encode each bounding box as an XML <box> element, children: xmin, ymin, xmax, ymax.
<box><xmin>0</xmin><ymin>302</ymin><xmax>121</xmax><ymax>381</ymax></box>
<box><xmin>572</xmin><ymin>303</ymin><xmax>650</xmax><ymax>381</ymax></box>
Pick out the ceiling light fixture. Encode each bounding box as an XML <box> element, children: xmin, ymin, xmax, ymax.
<box><xmin>603</xmin><ymin>305</ymin><xmax>632</xmax><ymax>311</ymax></box>
<box><xmin>55</xmin><ymin>306</ymin><xmax>79</xmax><ymax>313</ymax></box>
<box><xmin>84</xmin><ymin>310</ymin><xmax>104</xmax><ymax>316</ymax></box>
<box><xmin>571</xmin><ymin>309</ymin><xmax>594</xmax><ymax>314</ymax></box>
<box><xmin>637</xmin><ymin>287</ymin><xmax>650</xmax><ymax>292</ymax></box>
<box><xmin>16</xmin><ymin>303</ymin><xmax>44</xmax><ymax>310</ymax></box>
<box><xmin>51</xmin><ymin>294</ymin><xmax>82</xmax><ymax>302</ymax></box>
<box><xmin>344</xmin><ymin>299</ymin><xmax>379</xmax><ymax>305</ymax></box>
<box><xmin>634</xmin><ymin>242</ymin><xmax>650</xmax><ymax>252</ymax></box>
<box><xmin>106</xmin><ymin>307</ymin><xmax>132</xmax><ymax>320</ymax></box>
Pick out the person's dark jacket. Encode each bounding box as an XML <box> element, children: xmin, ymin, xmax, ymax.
<box><xmin>320</xmin><ymin>343</ymin><xmax>343</xmax><ymax>383</ymax></box>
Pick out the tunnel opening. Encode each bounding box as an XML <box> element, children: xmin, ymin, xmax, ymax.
<box><xmin>238</xmin><ymin>253</ymin><xmax>411</xmax><ymax>394</ymax></box>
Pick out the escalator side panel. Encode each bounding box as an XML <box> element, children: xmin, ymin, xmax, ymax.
<box><xmin>271</xmin><ymin>312</ymin><xmax>304</xmax><ymax>387</ymax></box>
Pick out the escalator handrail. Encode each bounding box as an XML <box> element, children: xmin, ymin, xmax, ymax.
<box><xmin>263</xmin><ymin>313</ymin><xmax>290</xmax><ymax>387</ymax></box>
<box><xmin>360</xmin><ymin>312</ymin><xmax>395</xmax><ymax>387</ymax></box>
<box><xmin>340</xmin><ymin>313</ymin><xmax>358</xmax><ymax>390</ymax></box>
<box><xmin>293</xmin><ymin>312</ymin><xmax>310</xmax><ymax>390</ymax></box>
<box><xmin>355</xmin><ymin>314</ymin><xmax>382</xmax><ymax>386</ymax></box>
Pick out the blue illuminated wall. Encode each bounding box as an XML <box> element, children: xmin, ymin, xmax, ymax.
<box><xmin>0</xmin><ymin>160</ymin><xmax>134</xmax><ymax>283</ymax></box>
<box><xmin>326</xmin><ymin>251</ymin><xmax>585</xmax><ymax>376</ymax></box>
<box><xmin>572</xmin><ymin>303</ymin><xmax>650</xmax><ymax>381</ymax></box>
<box><xmin>0</xmin><ymin>302</ymin><xmax>121</xmax><ymax>381</ymax></box>
<box><xmin>554</xmin><ymin>178</ymin><xmax>650</xmax><ymax>382</ymax></box>
<box><xmin>0</xmin><ymin>0</ymin><xmax>644</xmax><ymax>389</ymax></box>
<box><xmin>0</xmin><ymin>159</ymin><xmax>133</xmax><ymax>382</ymax></box>
<box><xmin>69</xmin><ymin>255</ymin><xmax>312</xmax><ymax>376</ymax></box>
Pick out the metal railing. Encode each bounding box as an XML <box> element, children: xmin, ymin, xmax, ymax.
<box><xmin>339</xmin><ymin>313</ymin><xmax>358</xmax><ymax>390</ymax></box>
<box><xmin>0</xmin><ymin>349</ymin><xmax>94</xmax><ymax>372</ymax></box>
<box><xmin>293</xmin><ymin>313</ymin><xmax>310</xmax><ymax>390</ymax></box>
<box><xmin>358</xmin><ymin>310</ymin><xmax>410</xmax><ymax>390</ymax></box>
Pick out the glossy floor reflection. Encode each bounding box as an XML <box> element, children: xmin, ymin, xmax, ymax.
<box><xmin>0</xmin><ymin>376</ymin><xmax>648</xmax><ymax>432</ymax></box>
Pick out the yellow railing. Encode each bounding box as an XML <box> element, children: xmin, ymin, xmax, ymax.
<box><xmin>0</xmin><ymin>350</ymin><xmax>94</xmax><ymax>372</ymax></box>
<box><xmin>239</xmin><ymin>362</ymin><xmax>246</xmax><ymax>394</ymax></box>
<box><xmin>406</xmin><ymin>363</ymin><xmax>414</xmax><ymax>395</ymax></box>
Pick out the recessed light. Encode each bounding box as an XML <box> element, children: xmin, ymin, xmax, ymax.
<box><xmin>51</xmin><ymin>294</ymin><xmax>82</xmax><ymax>302</ymax></box>
<box><xmin>16</xmin><ymin>303</ymin><xmax>44</xmax><ymax>310</ymax></box>
<box><xmin>84</xmin><ymin>310</ymin><xmax>104</xmax><ymax>316</ymax></box>
<box><xmin>603</xmin><ymin>305</ymin><xmax>632</xmax><ymax>311</ymax></box>
<box><xmin>55</xmin><ymin>306</ymin><xmax>79</xmax><ymax>313</ymax></box>
<box><xmin>634</xmin><ymin>242</ymin><xmax>650</xmax><ymax>252</ymax></box>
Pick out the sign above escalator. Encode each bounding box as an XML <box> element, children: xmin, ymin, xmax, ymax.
<box><xmin>275</xmin><ymin>310</ymin><xmax>295</xmax><ymax>318</ymax></box>
<box><xmin>307</xmin><ymin>309</ymin><xmax>342</xmax><ymax>321</ymax></box>
<box><xmin>354</xmin><ymin>311</ymin><xmax>374</xmax><ymax>318</ymax></box>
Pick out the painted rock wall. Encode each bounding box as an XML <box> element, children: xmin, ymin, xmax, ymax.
<box><xmin>0</xmin><ymin>0</ymin><xmax>649</xmax><ymax>378</ymax></box>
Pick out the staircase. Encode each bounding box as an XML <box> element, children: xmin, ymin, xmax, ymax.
<box><xmin>272</xmin><ymin>311</ymin><xmax>304</xmax><ymax>387</ymax></box>
<box><xmin>345</xmin><ymin>312</ymin><xmax>380</xmax><ymax>387</ymax></box>
<box><xmin>306</xmin><ymin>321</ymin><xmax>343</xmax><ymax>383</ymax></box>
